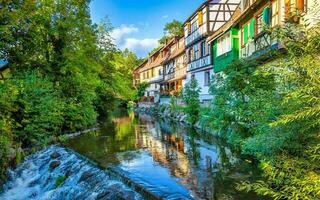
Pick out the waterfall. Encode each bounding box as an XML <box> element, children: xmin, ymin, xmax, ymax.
<box><xmin>0</xmin><ymin>145</ymin><xmax>143</xmax><ymax>200</ymax></box>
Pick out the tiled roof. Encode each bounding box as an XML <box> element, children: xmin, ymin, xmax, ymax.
<box><xmin>135</xmin><ymin>37</ymin><xmax>178</xmax><ymax>73</ymax></box>
<box><xmin>163</xmin><ymin>38</ymin><xmax>185</xmax><ymax>64</ymax></box>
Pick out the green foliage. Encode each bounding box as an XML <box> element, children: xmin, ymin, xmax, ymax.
<box><xmin>55</xmin><ymin>175</ymin><xmax>67</xmax><ymax>188</ymax></box>
<box><xmin>0</xmin><ymin>1</ymin><xmax>138</xmax><ymax>180</ymax></box>
<box><xmin>159</xmin><ymin>20</ymin><xmax>183</xmax><ymax>45</ymax></box>
<box><xmin>134</xmin><ymin>82</ymin><xmax>150</xmax><ymax>101</ymax></box>
<box><xmin>169</xmin><ymin>95</ymin><xmax>177</xmax><ymax>112</ymax></box>
<box><xmin>183</xmin><ymin>78</ymin><xmax>201</xmax><ymax>125</ymax></box>
<box><xmin>0</xmin><ymin>135</ymin><xmax>11</xmax><ymax>180</ymax></box>
<box><xmin>209</xmin><ymin>8</ymin><xmax>320</xmax><ymax>199</ymax></box>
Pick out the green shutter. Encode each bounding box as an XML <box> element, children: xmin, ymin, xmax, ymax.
<box><xmin>243</xmin><ymin>24</ymin><xmax>248</xmax><ymax>45</ymax></box>
<box><xmin>249</xmin><ymin>18</ymin><xmax>255</xmax><ymax>38</ymax></box>
<box><xmin>263</xmin><ymin>7</ymin><xmax>271</xmax><ymax>26</ymax></box>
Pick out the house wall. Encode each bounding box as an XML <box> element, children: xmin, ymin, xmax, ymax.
<box><xmin>185</xmin><ymin>68</ymin><xmax>213</xmax><ymax>103</ymax></box>
<box><xmin>213</xmin><ymin>28</ymin><xmax>239</xmax><ymax>73</ymax></box>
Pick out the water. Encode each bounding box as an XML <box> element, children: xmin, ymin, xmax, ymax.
<box><xmin>0</xmin><ymin>145</ymin><xmax>142</xmax><ymax>200</ymax></box>
<box><xmin>65</xmin><ymin>110</ymin><xmax>261</xmax><ymax>200</ymax></box>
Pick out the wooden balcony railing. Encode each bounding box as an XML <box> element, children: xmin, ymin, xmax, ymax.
<box><xmin>164</xmin><ymin>67</ymin><xmax>187</xmax><ymax>81</ymax></box>
<box><xmin>185</xmin><ymin>24</ymin><xmax>207</xmax><ymax>46</ymax></box>
<box><xmin>240</xmin><ymin>33</ymin><xmax>278</xmax><ymax>58</ymax></box>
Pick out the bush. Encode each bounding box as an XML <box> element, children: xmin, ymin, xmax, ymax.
<box><xmin>183</xmin><ymin>78</ymin><xmax>201</xmax><ymax>125</ymax></box>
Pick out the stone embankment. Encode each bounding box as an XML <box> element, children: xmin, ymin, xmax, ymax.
<box><xmin>134</xmin><ymin>105</ymin><xmax>214</xmax><ymax>134</ymax></box>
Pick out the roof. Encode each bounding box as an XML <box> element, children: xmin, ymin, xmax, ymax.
<box><xmin>134</xmin><ymin>37</ymin><xmax>178</xmax><ymax>73</ymax></box>
<box><xmin>207</xmin><ymin>8</ymin><xmax>241</xmax><ymax>43</ymax></box>
<box><xmin>163</xmin><ymin>37</ymin><xmax>185</xmax><ymax>64</ymax></box>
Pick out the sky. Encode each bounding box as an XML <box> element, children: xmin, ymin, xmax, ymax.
<box><xmin>89</xmin><ymin>0</ymin><xmax>204</xmax><ymax>58</ymax></box>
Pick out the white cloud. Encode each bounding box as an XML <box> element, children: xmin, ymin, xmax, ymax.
<box><xmin>110</xmin><ymin>24</ymin><xmax>159</xmax><ymax>58</ymax></box>
<box><xmin>123</xmin><ymin>38</ymin><xmax>159</xmax><ymax>57</ymax></box>
<box><xmin>162</xmin><ymin>14</ymin><xmax>169</xmax><ymax>19</ymax></box>
<box><xmin>110</xmin><ymin>24</ymin><xmax>138</xmax><ymax>44</ymax></box>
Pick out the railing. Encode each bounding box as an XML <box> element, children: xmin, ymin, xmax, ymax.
<box><xmin>149</xmin><ymin>75</ymin><xmax>164</xmax><ymax>83</ymax></box>
<box><xmin>187</xmin><ymin>55</ymin><xmax>211</xmax><ymax>72</ymax></box>
<box><xmin>164</xmin><ymin>67</ymin><xmax>187</xmax><ymax>81</ymax></box>
<box><xmin>240</xmin><ymin>33</ymin><xmax>278</xmax><ymax>59</ymax></box>
<box><xmin>185</xmin><ymin>24</ymin><xmax>207</xmax><ymax>46</ymax></box>
<box><xmin>164</xmin><ymin>73</ymin><xmax>175</xmax><ymax>81</ymax></box>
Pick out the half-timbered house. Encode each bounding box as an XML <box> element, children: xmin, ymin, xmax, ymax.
<box><xmin>160</xmin><ymin>37</ymin><xmax>187</xmax><ymax>104</ymax></box>
<box><xmin>183</xmin><ymin>0</ymin><xmax>241</xmax><ymax>103</ymax></box>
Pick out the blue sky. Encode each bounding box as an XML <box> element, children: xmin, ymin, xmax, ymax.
<box><xmin>90</xmin><ymin>0</ymin><xmax>204</xmax><ymax>58</ymax></box>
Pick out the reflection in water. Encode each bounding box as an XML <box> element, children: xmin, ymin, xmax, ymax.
<box><xmin>65</xmin><ymin>109</ymin><xmax>261</xmax><ymax>200</ymax></box>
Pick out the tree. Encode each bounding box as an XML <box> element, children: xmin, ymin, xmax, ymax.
<box><xmin>183</xmin><ymin>78</ymin><xmax>201</xmax><ymax>125</ymax></box>
<box><xmin>134</xmin><ymin>82</ymin><xmax>150</xmax><ymax>101</ymax></box>
<box><xmin>159</xmin><ymin>20</ymin><xmax>184</xmax><ymax>44</ymax></box>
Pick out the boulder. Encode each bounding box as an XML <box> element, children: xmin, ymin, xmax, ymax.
<box><xmin>50</xmin><ymin>152</ymin><xmax>61</xmax><ymax>159</ymax></box>
<box><xmin>79</xmin><ymin>171</ymin><xmax>94</xmax><ymax>182</ymax></box>
<box><xmin>49</xmin><ymin>160</ymin><xmax>61</xmax><ymax>170</ymax></box>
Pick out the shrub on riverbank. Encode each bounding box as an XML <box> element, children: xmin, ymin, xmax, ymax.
<box><xmin>183</xmin><ymin>78</ymin><xmax>201</xmax><ymax>125</ymax></box>
<box><xmin>209</xmin><ymin>14</ymin><xmax>320</xmax><ymax>199</ymax></box>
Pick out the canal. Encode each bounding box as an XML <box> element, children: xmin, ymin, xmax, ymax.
<box><xmin>65</xmin><ymin>109</ymin><xmax>261</xmax><ymax>200</ymax></box>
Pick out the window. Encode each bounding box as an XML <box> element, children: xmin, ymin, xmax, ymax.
<box><xmin>201</xmin><ymin>41</ymin><xmax>206</xmax><ymax>57</ymax></box>
<box><xmin>194</xmin><ymin>44</ymin><xmax>200</xmax><ymax>60</ymax></box>
<box><xmin>271</xmin><ymin>0</ymin><xmax>279</xmax><ymax>27</ymax></box>
<box><xmin>204</xmin><ymin>71</ymin><xmax>210</xmax><ymax>86</ymax></box>
<box><xmin>191</xmin><ymin>21</ymin><xmax>198</xmax><ymax>33</ymax></box>
<box><xmin>217</xmin><ymin>32</ymin><xmax>231</xmax><ymax>56</ymax></box>
<box><xmin>189</xmin><ymin>47</ymin><xmax>194</xmax><ymax>61</ymax></box>
<box><xmin>151</xmin><ymin>68</ymin><xmax>154</xmax><ymax>77</ymax></box>
<box><xmin>187</xmin><ymin>22</ymin><xmax>191</xmax><ymax>35</ymax></box>
<box><xmin>285</xmin><ymin>0</ymin><xmax>305</xmax><ymax>19</ymax></box>
<box><xmin>256</xmin><ymin>13</ymin><xmax>263</xmax><ymax>35</ymax></box>
<box><xmin>159</xmin><ymin>68</ymin><xmax>163</xmax><ymax>75</ymax></box>
<box><xmin>241</xmin><ymin>24</ymin><xmax>249</xmax><ymax>46</ymax></box>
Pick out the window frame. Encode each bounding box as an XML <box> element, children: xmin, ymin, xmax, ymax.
<box><xmin>217</xmin><ymin>32</ymin><xmax>231</xmax><ymax>56</ymax></box>
<box><xmin>204</xmin><ymin>71</ymin><xmax>210</xmax><ymax>86</ymax></box>
<box><xmin>271</xmin><ymin>0</ymin><xmax>279</xmax><ymax>27</ymax></box>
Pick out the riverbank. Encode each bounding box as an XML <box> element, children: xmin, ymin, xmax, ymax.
<box><xmin>133</xmin><ymin>104</ymin><xmax>214</xmax><ymax>135</ymax></box>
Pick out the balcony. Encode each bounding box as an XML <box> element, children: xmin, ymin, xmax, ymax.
<box><xmin>149</xmin><ymin>75</ymin><xmax>164</xmax><ymax>83</ymax></box>
<box><xmin>240</xmin><ymin>33</ymin><xmax>278</xmax><ymax>59</ymax></box>
<box><xmin>187</xmin><ymin>55</ymin><xmax>211</xmax><ymax>72</ymax></box>
<box><xmin>185</xmin><ymin>24</ymin><xmax>207</xmax><ymax>47</ymax></box>
<box><xmin>164</xmin><ymin>67</ymin><xmax>187</xmax><ymax>81</ymax></box>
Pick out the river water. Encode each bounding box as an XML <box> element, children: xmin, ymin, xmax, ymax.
<box><xmin>64</xmin><ymin>109</ymin><xmax>261</xmax><ymax>200</ymax></box>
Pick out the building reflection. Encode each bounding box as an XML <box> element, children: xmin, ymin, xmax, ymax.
<box><xmin>134</xmin><ymin>114</ymin><xmax>243</xmax><ymax>200</ymax></box>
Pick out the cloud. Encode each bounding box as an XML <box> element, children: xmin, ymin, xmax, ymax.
<box><xmin>110</xmin><ymin>24</ymin><xmax>159</xmax><ymax>58</ymax></box>
<box><xmin>122</xmin><ymin>38</ymin><xmax>159</xmax><ymax>57</ymax></box>
<box><xmin>162</xmin><ymin>14</ymin><xmax>169</xmax><ymax>19</ymax></box>
<box><xmin>110</xmin><ymin>24</ymin><xmax>138</xmax><ymax>44</ymax></box>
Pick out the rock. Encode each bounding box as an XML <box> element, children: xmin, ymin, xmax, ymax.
<box><xmin>49</xmin><ymin>160</ymin><xmax>61</xmax><ymax>170</ymax></box>
<box><xmin>79</xmin><ymin>171</ymin><xmax>94</xmax><ymax>182</ymax></box>
<box><xmin>117</xmin><ymin>190</ymin><xmax>136</xmax><ymax>200</ymax></box>
<box><xmin>96</xmin><ymin>183</ymin><xmax>123</xmax><ymax>200</ymax></box>
<box><xmin>96</xmin><ymin>190</ymin><xmax>112</xmax><ymax>199</ymax></box>
<box><xmin>50</xmin><ymin>152</ymin><xmax>61</xmax><ymax>159</ymax></box>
